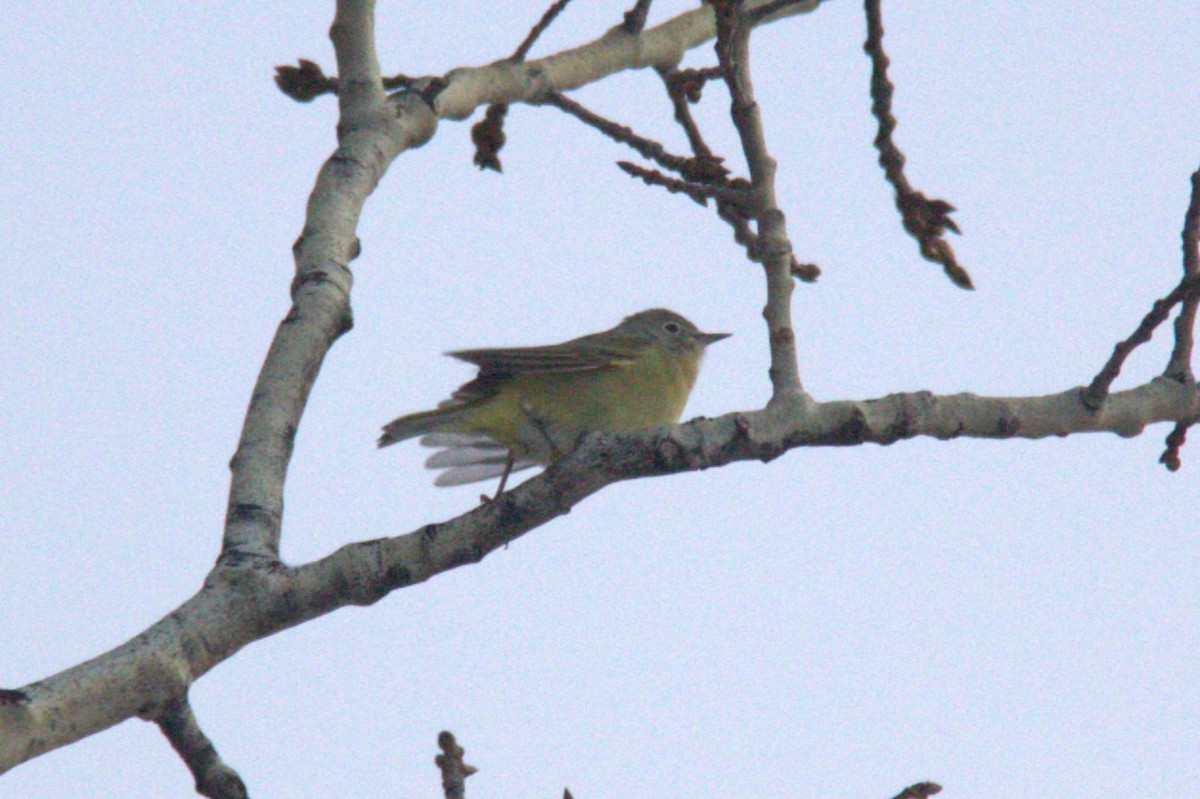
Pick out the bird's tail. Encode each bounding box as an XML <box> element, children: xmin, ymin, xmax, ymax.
<box><xmin>377</xmin><ymin>404</ymin><xmax>470</xmax><ymax>448</ymax></box>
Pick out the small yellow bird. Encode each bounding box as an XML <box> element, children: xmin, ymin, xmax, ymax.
<box><xmin>379</xmin><ymin>308</ymin><xmax>729</xmax><ymax>491</ymax></box>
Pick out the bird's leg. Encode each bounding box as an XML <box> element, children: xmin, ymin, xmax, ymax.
<box><xmin>480</xmin><ymin>405</ymin><xmax>561</xmax><ymax>503</ymax></box>
<box><xmin>491</xmin><ymin>451</ymin><xmax>515</xmax><ymax>500</ymax></box>
<box><xmin>480</xmin><ymin>450</ymin><xmax>516</xmax><ymax>504</ymax></box>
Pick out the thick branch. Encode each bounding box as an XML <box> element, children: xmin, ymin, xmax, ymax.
<box><xmin>223</xmin><ymin>0</ymin><xmax>438</xmax><ymax>561</ymax></box>
<box><xmin>424</xmin><ymin>0</ymin><xmax>824</xmax><ymax>120</ymax></box>
<box><xmin>7</xmin><ymin>376</ymin><xmax>1195</xmax><ymax>773</ymax></box>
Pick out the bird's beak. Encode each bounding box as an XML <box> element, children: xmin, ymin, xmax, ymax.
<box><xmin>698</xmin><ymin>332</ymin><xmax>731</xmax><ymax>346</ymax></box>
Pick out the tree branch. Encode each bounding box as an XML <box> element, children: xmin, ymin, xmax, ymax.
<box><xmin>1166</xmin><ymin>165</ymin><xmax>1200</xmax><ymax>381</ymax></box>
<box><xmin>1161</xmin><ymin>165</ymin><xmax>1200</xmax><ymax>468</ymax></box>
<box><xmin>6</xmin><ymin>375</ymin><xmax>1195</xmax><ymax>773</ymax></box>
<box><xmin>9</xmin><ymin>0</ymin><xmax>1194</xmax><ymax>785</ymax></box>
<box><xmin>400</xmin><ymin>0</ymin><xmax>823</xmax><ymax>120</ymax></box>
<box><xmin>863</xmin><ymin>0</ymin><xmax>971</xmax><ymax>289</ymax></box>
<box><xmin>616</xmin><ymin>160</ymin><xmax>749</xmax><ymax>207</ymax></box>
<box><xmin>1083</xmin><ymin>272</ymin><xmax>1200</xmax><ymax>409</ymax></box>
<box><xmin>512</xmin><ymin>0</ymin><xmax>575</xmax><ymax>62</ymax></box>
<box><xmin>660</xmin><ymin>66</ymin><xmax>724</xmax><ymax>159</ymax></box>
<box><xmin>543</xmin><ymin>91</ymin><xmax>698</xmax><ymax>176</ymax></box>
<box><xmin>6</xmin><ymin>0</ymin><xmax>835</xmax><ymax>777</ymax></box>
<box><xmin>712</xmin><ymin>0</ymin><xmax>806</xmax><ymax>403</ymax></box>
<box><xmin>158</xmin><ymin>699</ymin><xmax>248</xmax><ymax>799</ymax></box>
<box><xmin>435</xmin><ymin>731</ymin><xmax>477</xmax><ymax>799</ymax></box>
<box><xmin>233</xmin><ymin>0</ymin><xmax>826</xmax><ymax>562</ymax></box>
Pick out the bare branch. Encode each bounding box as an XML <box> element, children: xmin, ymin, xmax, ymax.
<box><xmin>1085</xmin><ymin>166</ymin><xmax>1200</xmax><ymax>426</ymax></box>
<box><xmin>158</xmin><ymin>700</ymin><xmax>248</xmax><ymax>799</ymax></box>
<box><xmin>863</xmin><ymin>0</ymin><xmax>972</xmax><ymax>290</ymax></box>
<box><xmin>657</xmin><ymin>63</ymin><xmax>820</xmax><ymax>283</ymax></box>
<box><xmin>712</xmin><ymin>0</ymin><xmax>807</xmax><ymax>401</ymax></box>
<box><xmin>1166</xmin><ymin>165</ymin><xmax>1200</xmax><ymax>380</ymax></box>
<box><xmin>1156</xmin><ymin>165</ymin><xmax>1200</xmax><ymax>469</ymax></box>
<box><xmin>1082</xmin><ymin>273</ymin><xmax>1200</xmax><ymax>409</ymax></box>
<box><xmin>471</xmin><ymin>0</ymin><xmax>579</xmax><ymax>174</ymax></box>
<box><xmin>512</xmin><ymin>0</ymin><xmax>575</xmax><ymax>62</ymax></box>
<box><xmin>543</xmin><ymin>91</ymin><xmax>700</xmax><ymax>176</ymax></box>
<box><xmin>381</xmin><ymin>72</ymin><xmax>418</xmax><ymax>91</ymax></box>
<box><xmin>6</xmin><ymin>374</ymin><xmax>1196</xmax><ymax>773</ymax></box>
<box><xmin>617</xmin><ymin>161</ymin><xmax>749</xmax><ymax>207</ymax></box>
<box><xmin>660</xmin><ymin>66</ymin><xmax>723</xmax><ymax>158</ymax></box>
<box><xmin>224</xmin><ymin>0</ymin><xmax>405</xmax><ymax>562</ymax></box>
<box><xmin>435</xmin><ymin>731</ymin><xmax>477</xmax><ymax>799</ymax></box>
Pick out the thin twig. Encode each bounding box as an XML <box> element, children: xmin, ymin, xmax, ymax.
<box><xmin>1083</xmin><ymin>272</ymin><xmax>1200</xmax><ymax>409</ymax></box>
<box><xmin>157</xmin><ymin>700</ymin><xmax>248</xmax><ymax>799</ymax></box>
<box><xmin>543</xmin><ymin>92</ymin><xmax>697</xmax><ymax>175</ymax></box>
<box><xmin>718</xmin><ymin>200</ymin><xmax>821</xmax><ymax>281</ymax></box>
<box><xmin>659</xmin><ymin>64</ymin><xmax>817</xmax><ymax>281</ymax></box>
<box><xmin>435</xmin><ymin>731</ymin><xmax>477</xmax><ymax>799</ymax></box>
<box><xmin>660</xmin><ymin>66</ymin><xmax>723</xmax><ymax>158</ymax></box>
<box><xmin>1166</xmin><ymin>166</ymin><xmax>1200</xmax><ymax>380</ymax></box>
<box><xmin>1084</xmin><ymin>165</ymin><xmax>1200</xmax><ymax>474</ymax></box>
<box><xmin>863</xmin><ymin>0</ymin><xmax>972</xmax><ymax>289</ymax></box>
<box><xmin>513</xmin><ymin>0</ymin><xmax>575</xmax><ymax>62</ymax></box>
<box><xmin>621</xmin><ymin>0</ymin><xmax>655</xmax><ymax>33</ymax></box>
<box><xmin>618</xmin><ymin>161</ymin><xmax>750</xmax><ymax>207</ymax></box>
<box><xmin>479</xmin><ymin>0</ymin><xmax>577</xmax><ymax>172</ymax></box>
<box><xmin>1159</xmin><ymin>164</ymin><xmax>1200</xmax><ymax>469</ymax></box>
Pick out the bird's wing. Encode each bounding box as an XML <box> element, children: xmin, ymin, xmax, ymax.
<box><xmin>447</xmin><ymin>330</ymin><xmax>642</xmax><ymax>374</ymax></box>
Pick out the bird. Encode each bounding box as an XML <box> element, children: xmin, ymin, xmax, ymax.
<box><xmin>378</xmin><ymin>308</ymin><xmax>729</xmax><ymax>493</ymax></box>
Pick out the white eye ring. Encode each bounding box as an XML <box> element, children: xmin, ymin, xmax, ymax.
<box><xmin>663</xmin><ymin>322</ymin><xmax>681</xmax><ymax>334</ymax></box>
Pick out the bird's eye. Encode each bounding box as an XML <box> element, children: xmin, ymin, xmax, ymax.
<box><xmin>663</xmin><ymin>322</ymin><xmax>681</xmax><ymax>334</ymax></box>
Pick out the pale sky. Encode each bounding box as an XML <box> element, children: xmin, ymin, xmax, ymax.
<box><xmin>3</xmin><ymin>3</ymin><xmax>1198</xmax><ymax>798</ymax></box>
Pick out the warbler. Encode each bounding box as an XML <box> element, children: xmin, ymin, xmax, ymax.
<box><xmin>378</xmin><ymin>308</ymin><xmax>729</xmax><ymax>491</ymax></box>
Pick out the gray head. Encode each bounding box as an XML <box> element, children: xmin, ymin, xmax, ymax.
<box><xmin>618</xmin><ymin>308</ymin><xmax>731</xmax><ymax>353</ymax></box>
